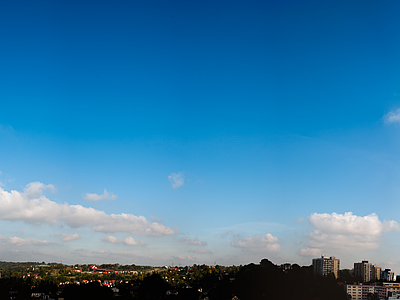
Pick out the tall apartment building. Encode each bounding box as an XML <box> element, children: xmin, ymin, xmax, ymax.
<box><xmin>373</xmin><ymin>265</ymin><xmax>382</xmax><ymax>281</ymax></box>
<box><xmin>331</xmin><ymin>257</ymin><xmax>340</xmax><ymax>278</ymax></box>
<box><xmin>383</xmin><ymin>269</ymin><xmax>395</xmax><ymax>282</ymax></box>
<box><xmin>354</xmin><ymin>261</ymin><xmax>373</xmax><ymax>282</ymax></box>
<box><xmin>312</xmin><ymin>256</ymin><xmax>340</xmax><ymax>278</ymax></box>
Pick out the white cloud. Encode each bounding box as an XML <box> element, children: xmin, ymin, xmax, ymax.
<box><xmin>309</xmin><ymin>212</ymin><xmax>385</xmax><ymax>236</ymax></box>
<box><xmin>0</xmin><ymin>183</ymin><xmax>176</xmax><ymax>237</ymax></box>
<box><xmin>83</xmin><ymin>189</ymin><xmax>117</xmax><ymax>201</ymax></box>
<box><xmin>188</xmin><ymin>248</ymin><xmax>213</xmax><ymax>254</ymax></box>
<box><xmin>55</xmin><ymin>233</ymin><xmax>81</xmax><ymax>242</ymax></box>
<box><xmin>231</xmin><ymin>233</ymin><xmax>281</xmax><ymax>253</ymax></box>
<box><xmin>179</xmin><ymin>236</ymin><xmax>207</xmax><ymax>246</ymax></box>
<box><xmin>24</xmin><ymin>182</ymin><xmax>55</xmax><ymax>198</ymax></box>
<box><xmin>384</xmin><ymin>108</ymin><xmax>400</xmax><ymax>123</ymax></box>
<box><xmin>168</xmin><ymin>172</ymin><xmax>184</xmax><ymax>189</ymax></box>
<box><xmin>123</xmin><ymin>237</ymin><xmax>146</xmax><ymax>246</ymax></box>
<box><xmin>0</xmin><ymin>235</ymin><xmax>51</xmax><ymax>246</ymax></box>
<box><xmin>102</xmin><ymin>235</ymin><xmax>120</xmax><ymax>243</ymax></box>
<box><xmin>102</xmin><ymin>235</ymin><xmax>146</xmax><ymax>246</ymax></box>
<box><xmin>302</xmin><ymin>212</ymin><xmax>400</xmax><ymax>253</ymax></box>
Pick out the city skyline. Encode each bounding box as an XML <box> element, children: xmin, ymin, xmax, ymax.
<box><xmin>1</xmin><ymin>0</ymin><xmax>400</xmax><ymax>273</ymax></box>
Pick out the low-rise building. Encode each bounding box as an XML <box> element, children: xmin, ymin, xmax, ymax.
<box><xmin>344</xmin><ymin>283</ymin><xmax>400</xmax><ymax>300</ymax></box>
<box><xmin>388</xmin><ymin>292</ymin><xmax>400</xmax><ymax>299</ymax></box>
<box><xmin>383</xmin><ymin>282</ymin><xmax>400</xmax><ymax>297</ymax></box>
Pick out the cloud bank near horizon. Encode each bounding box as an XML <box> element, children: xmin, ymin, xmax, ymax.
<box><xmin>55</xmin><ymin>233</ymin><xmax>81</xmax><ymax>242</ymax></box>
<box><xmin>179</xmin><ymin>236</ymin><xmax>207</xmax><ymax>246</ymax></box>
<box><xmin>0</xmin><ymin>182</ymin><xmax>175</xmax><ymax>237</ymax></box>
<box><xmin>0</xmin><ymin>235</ymin><xmax>51</xmax><ymax>246</ymax></box>
<box><xmin>299</xmin><ymin>212</ymin><xmax>400</xmax><ymax>256</ymax></box>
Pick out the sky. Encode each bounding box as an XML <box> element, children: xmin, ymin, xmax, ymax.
<box><xmin>1</xmin><ymin>0</ymin><xmax>400</xmax><ymax>273</ymax></box>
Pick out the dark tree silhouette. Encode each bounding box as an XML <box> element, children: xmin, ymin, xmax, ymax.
<box><xmin>61</xmin><ymin>281</ymin><xmax>114</xmax><ymax>300</ymax></box>
<box><xmin>136</xmin><ymin>273</ymin><xmax>170</xmax><ymax>299</ymax></box>
<box><xmin>233</xmin><ymin>259</ymin><xmax>348</xmax><ymax>300</ymax></box>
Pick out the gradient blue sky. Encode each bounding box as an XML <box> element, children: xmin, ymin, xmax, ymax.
<box><xmin>1</xmin><ymin>0</ymin><xmax>400</xmax><ymax>272</ymax></box>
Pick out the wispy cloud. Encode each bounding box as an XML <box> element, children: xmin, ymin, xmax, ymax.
<box><xmin>0</xmin><ymin>249</ymin><xmax>61</xmax><ymax>262</ymax></box>
<box><xmin>299</xmin><ymin>212</ymin><xmax>400</xmax><ymax>255</ymax></box>
<box><xmin>168</xmin><ymin>172</ymin><xmax>184</xmax><ymax>189</ymax></box>
<box><xmin>102</xmin><ymin>235</ymin><xmax>146</xmax><ymax>246</ymax></box>
<box><xmin>384</xmin><ymin>108</ymin><xmax>400</xmax><ymax>124</ymax></box>
<box><xmin>149</xmin><ymin>215</ymin><xmax>163</xmax><ymax>223</ymax></box>
<box><xmin>84</xmin><ymin>188</ymin><xmax>117</xmax><ymax>201</ymax></box>
<box><xmin>179</xmin><ymin>236</ymin><xmax>207</xmax><ymax>246</ymax></box>
<box><xmin>215</xmin><ymin>221</ymin><xmax>291</xmax><ymax>237</ymax></box>
<box><xmin>55</xmin><ymin>233</ymin><xmax>81</xmax><ymax>242</ymax></box>
<box><xmin>0</xmin><ymin>183</ymin><xmax>176</xmax><ymax>237</ymax></box>
<box><xmin>298</xmin><ymin>248</ymin><xmax>321</xmax><ymax>257</ymax></box>
<box><xmin>172</xmin><ymin>255</ymin><xmax>196</xmax><ymax>262</ymax></box>
<box><xmin>0</xmin><ymin>235</ymin><xmax>51</xmax><ymax>246</ymax></box>
<box><xmin>220</xmin><ymin>230</ymin><xmax>234</xmax><ymax>238</ymax></box>
<box><xmin>219</xmin><ymin>230</ymin><xmax>242</xmax><ymax>239</ymax></box>
<box><xmin>0</xmin><ymin>124</ymin><xmax>14</xmax><ymax>134</ymax></box>
<box><xmin>0</xmin><ymin>172</ymin><xmax>15</xmax><ymax>188</ymax></box>
<box><xmin>231</xmin><ymin>233</ymin><xmax>280</xmax><ymax>253</ymax></box>
<box><xmin>188</xmin><ymin>248</ymin><xmax>213</xmax><ymax>254</ymax></box>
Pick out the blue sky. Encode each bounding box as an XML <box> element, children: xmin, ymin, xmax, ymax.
<box><xmin>1</xmin><ymin>0</ymin><xmax>400</xmax><ymax>272</ymax></box>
